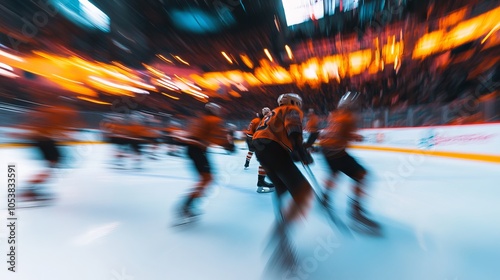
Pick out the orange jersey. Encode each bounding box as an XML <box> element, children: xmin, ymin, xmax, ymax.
<box><xmin>25</xmin><ymin>106</ymin><xmax>80</xmax><ymax>139</ymax></box>
<box><xmin>319</xmin><ymin>110</ymin><xmax>358</xmax><ymax>151</ymax></box>
<box><xmin>124</xmin><ymin>122</ymin><xmax>145</xmax><ymax>139</ymax></box>
<box><xmin>245</xmin><ymin>117</ymin><xmax>261</xmax><ymax>136</ymax></box>
<box><xmin>108</xmin><ymin>122</ymin><xmax>133</xmax><ymax>139</ymax></box>
<box><xmin>177</xmin><ymin>114</ymin><xmax>230</xmax><ymax>149</ymax></box>
<box><xmin>252</xmin><ymin>105</ymin><xmax>304</xmax><ymax>152</ymax></box>
<box><xmin>305</xmin><ymin>114</ymin><xmax>319</xmax><ymax>132</ymax></box>
<box><xmin>138</xmin><ymin>124</ymin><xmax>161</xmax><ymax>138</ymax></box>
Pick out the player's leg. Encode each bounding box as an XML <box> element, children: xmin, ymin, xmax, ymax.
<box><xmin>339</xmin><ymin>153</ymin><xmax>380</xmax><ymax>231</ymax></box>
<box><xmin>321</xmin><ymin>149</ymin><xmax>345</xmax><ymax>207</ymax></box>
<box><xmin>180</xmin><ymin>144</ymin><xmax>212</xmax><ymax>217</ymax></box>
<box><xmin>244</xmin><ymin>135</ymin><xmax>254</xmax><ymax>169</ymax></box>
<box><xmin>256</xmin><ymin>165</ymin><xmax>275</xmax><ymax>193</ymax></box>
<box><xmin>256</xmin><ymin>141</ymin><xmax>313</xmax><ymax>223</ymax></box>
<box><xmin>256</xmin><ymin>142</ymin><xmax>309</xmax><ymax>271</ymax></box>
<box><xmin>22</xmin><ymin>138</ymin><xmax>61</xmax><ymax>200</ymax></box>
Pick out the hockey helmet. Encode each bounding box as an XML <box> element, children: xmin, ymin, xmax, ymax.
<box><xmin>205</xmin><ymin>102</ymin><xmax>222</xmax><ymax>116</ymax></box>
<box><xmin>338</xmin><ymin>91</ymin><xmax>361</xmax><ymax>109</ymax></box>
<box><xmin>277</xmin><ymin>93</ymin><xmax>302</xmax><ymax>108</ymax></box>
<box><xmin>261</xmin><ymin>107</ymin><xmax>271</xmax><ymax>116</ymax></box>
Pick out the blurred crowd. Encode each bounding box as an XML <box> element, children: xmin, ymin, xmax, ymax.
<box><xmin>0</xmin><ymin>0</ymin><xmax>499</xmax><ymax>133</ymax></box>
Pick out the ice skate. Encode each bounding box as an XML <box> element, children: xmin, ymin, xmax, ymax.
<box><xmin>172</xmin><ymin>200</ymin><xmax>201</xmax><ymax>227</ymax></box>
<box><xmin>349</xmin><ymin>200</ymin><xmax>382</xmax><ymax>236</ymax></box>
<box><xmin>264</xmin><ymin>220</ymin><xmax>298</xmax><ymax>276</ymax></box>
<box><xmin>18</xmin><ymin>187</ymin><xmax>55</xmax><ymax>208</ymax></box>
<box><xmin>256</xmin><ymin>177</ymin><xmax>275</xmax><ymax>193</ymax></box>
<box><xmin>256</xmin><ymin>186</ymin><xmax>275</xmax><ymax>193</ymax></box>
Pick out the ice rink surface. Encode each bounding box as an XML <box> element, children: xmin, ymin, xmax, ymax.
<box><xmin>0</xmin><ymin>143</ymin><xmax>499</xmax><ymax>280</ymax></box>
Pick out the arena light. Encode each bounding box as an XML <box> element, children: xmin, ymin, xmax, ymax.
<box><xmin>53</xmin><ymin>0</ymin><xmax>110</xmax><ymax>32</ymax></box>
<box><xmin>161</xmin><ymin>92</ymin><xmax>180</xmax><ymax>100</ymax></box>
<box><xmin>0</xmin><ymin>69</ymin><xmax>18</xmax><ymax>78</ymax></box>
<box><xmin>481</xmin><ymin>23</ymin><xmax>500</xmax><ymax>44</ymax></box>
<box><xmin>77</xmin><ymin>96</ymin><xmax>111</xmax><ymax>105</ymax></box>
<box><xmin>156</xmin><ymin>54</ymin><xmax>173</xmax><ymax>64</ymax></box>
<box><xmin>221</xmin><ymin>52</ymin><xmax>233</xmax><ymax>64</ymax></box>
<box><xmin>174</xmin><ymin>56</ymin><xmax>190</xmax><ymax>66</ymax></box>
<box><xmin>0</xmin><ymin>50</ymin><xmax>24</xmax><ymax>62</ymax></box>
<box><xmin>89</xmin><ymin>76</ymin><xmax>150</xmax><ymax>94</ymax></box>
<box><xmin>264</xmin><ymin>49</ymin><xmax>273</xmax><ymax>62</ymax></box>
<box><xmin>412</xmin><ymin>31</ymin><xmax>445</xmax><ymax>59</ymax></box>
<box><xmin>285</xmin><ymin>45</ymin><xmax>293</xmax><ymax>59</ymax></box>
<box><xmin>240</xmin><ymin>54</ymin><xmax>254</xmax><ymax>68</ymax></box>
<box><xmin>53</xmin><ymin>74</ymin><xmax>83</xmax><ymax>84</ymax></box>
<box><xmin>0</xmin><ymin>62</ymin><xmax>14</xmax><ymax>71</ymax></box>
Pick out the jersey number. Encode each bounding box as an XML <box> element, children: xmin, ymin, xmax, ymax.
<box><xmin>256</xmin><ymin>112</ymin><xmax>275</xmax><ymax>131</ymax></box>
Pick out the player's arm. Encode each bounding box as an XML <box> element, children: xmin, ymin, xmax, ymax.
<box><xmin>347</xmin><ymin>117</ymin><xmax>363</xmax><ymax>141</ymax></box>
<box><xmin>351</xmin><ymin>133</ymin><xmax>364</xmax><ymax>142</ymax></box>
<box><xmin>284</xmin><ymin>108</ymin><xmax>303</xmax><ymax>148</ymax></box>
<box><xmin>210</xmin><ymin>120</ymin><xmax>235</xmax><ymax>151</ymax></box>
<box><xmin>309</xmin><ymin>115</ymin><xmax>319</xmax><ymax>131</ymax></box>
<box><xmin>244</xmin><ymin>120</ymin><xmax>252</xmax><ymax>135</ymax></box>
<box><xmin>285</xmin><ymin>108</ymin><xmax>313</xmax><ymax>164</ymax></box>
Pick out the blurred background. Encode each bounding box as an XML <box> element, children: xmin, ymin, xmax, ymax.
<box><xmin>0</xmin><ymin>0</ymin><xmax>498</xmax><ymax>133</ymax></box>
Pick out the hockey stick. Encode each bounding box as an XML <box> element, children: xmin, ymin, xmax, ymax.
<box><xmin>302</xmin><ymin>163</ymin><xmax>353</xmax><ymax>238</ymax></box>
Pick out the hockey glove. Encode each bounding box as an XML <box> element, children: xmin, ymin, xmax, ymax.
<box><xmin>224</xmin><ymin>142</ymin><xmax>236</xmax><ymax>153</ymax></box>
<box><xmin>291</xmin><ymin>146</ymin><xmax>314</xmax><ymax>165</ymax></box>
<box><xmin>289</xmin><ymin>130</ymin><xmax>313</xmax><ymax>165</ymax></box>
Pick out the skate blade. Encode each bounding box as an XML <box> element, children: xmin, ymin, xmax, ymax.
<box><xmin>18</xmin><ymin>198</ymin><xmax>55</xmax><ymax>208</ymax></box>
<box><xmin>171</xmin><ymin>216</ymin><xmax>200</xmax><ymax>228</ymax></box>
<box><xmin>264</xmin><ymin>242</ymin><xmax>299</xmax><ymax>278</ymax></box>
<box><xmin>350</xmin><ymin>221</ymin><xmax>383</xmax><ymax>237</ymax></box>
<box><xmin>256</xmin><ymin>189</ymin><xmax>275</xmax><ymax>193</ymax></box>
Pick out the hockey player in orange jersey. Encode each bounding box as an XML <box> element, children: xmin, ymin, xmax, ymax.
<box><xmin>17</xmin><ymin>104</ymin><xmax>81</xmax><ymax>202</ymax></box>
<box><xmin>243</xmin><ymin>112</ymin><xmax>262</xmax><ymax>169</ymax></box>
<box><xmin>252</xmin><ymin>93</ymin><xmax>314</xmax><ymax>269</ymax></box>
<box><xmin>319</xmin><ymin>91</ymin><xmax>381</xmax><ymax>234</ymax></box>
<box><xmin>174</xmin><ymin>102</ymin><xmax>235</xmax><ymax>220</ymax></box>
<box><xmin>243</xmin><ymin>107</ymin><xmax>275</xmax><ymax>193</ymax></box>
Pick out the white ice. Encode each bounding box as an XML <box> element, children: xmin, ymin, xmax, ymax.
<box><xmin>0</xmin><ymin>143</ymin><xmax>499</xmax><ymax>280</ymax></box>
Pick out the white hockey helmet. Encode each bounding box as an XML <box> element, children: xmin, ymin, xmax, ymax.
<box><xmin>261</xmin><ymin>107</ymin><xmax>271</xmax><ymax>116</ymax></box>
<box><xmin>205</xmin><ymin>102</ymin><xmax>222</xmax><ymax>116</ymax></box>
<box><xmin>277</xmin><ymin>93</ymin><xmax>302</xmax><ymax>108</ymax></box>
<box><xmin>338</xmin><ymin>91</ymin><xmax>361</xmax><ymax>109</ymax></box>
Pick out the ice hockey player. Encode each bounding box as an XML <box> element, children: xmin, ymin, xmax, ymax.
<box><xmin>17</xmin><ymin>104</ymin><xmax>81</xmax><ymax>202</ymax></box>
<box><xmin>243</xmin><ymin>107</ymin><xmax>275</xmax><ymax>193</ymax></box>
<box><xmin>319</xmin><ymin>91</ymin><xmax>381</xmax><ymax>234</ymax></box>
<box><xmin>243</xmin><ymin>111</ymin><xmax>261</xmax><ymax>169</ymax></box>
<box><xmin>101</xmin><ymin>114</ymin><xmax>128</xmax><ymax>168</ymax></box>
<box><xmin>252</xmin><ymin>93</ymin><xmax>314</xmax><ymax>269</ymax></box>
<box><xmin>174</xmin><ymin>102</ymin><xmax>235</xmax><ymax>220</ymax></box>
